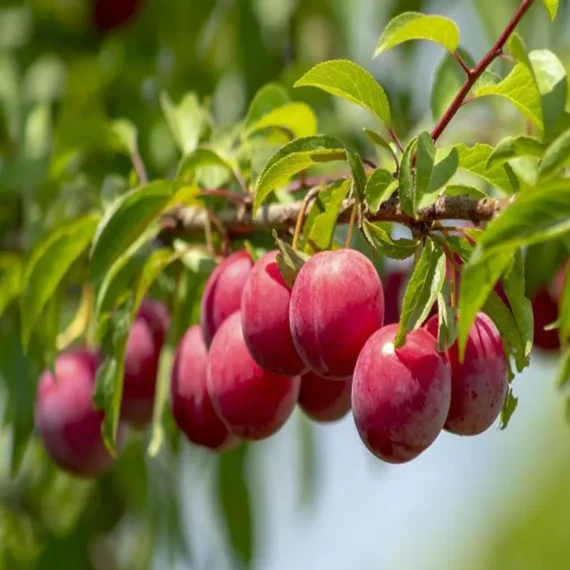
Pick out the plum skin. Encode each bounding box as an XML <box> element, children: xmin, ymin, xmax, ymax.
<box><xmin>298</xmin><ymin>372</ymin><xmax>352</xmax><ymax>423</ymax></box>
<box><xmin>170</xmin><ymin>325</ymin><xmax>238</xmax><ymax>451</ymax></box>
<box><xmin>121</xmin><ymin>299</ymin><xmax>169</xmax><ymax>428</ymax></box>
<box><xmin>35</xmin><ymin>348</ymin><xmax>123</xmax><ymax>477</ymax></box>
<box><xmin>426</xmin><ymin>312</ymin><xmax>507</xmax><ymax>436</ymax></box>
<box><xmin>206</xmin><ymin>312</ymin><xmax>300</xmax><ymax>441</ymax></box>
<box><xmin>241</xmin><ymin>250</ymin><xmax>307</xmax><ymax>376</ymax></box>
<box><xmin>352</xmin><ymin>324</ymin><xmax>451</xmax><ymax>464</ymax></box>
<box><xmin>201</xmin><ymin>251</ymin><xmax>253</xmax><ymax>347</ymax></box>
<box><xmin>289</xmin><ymin>249</ymin><xmax>385</xmax><ymax>379</ymax></box>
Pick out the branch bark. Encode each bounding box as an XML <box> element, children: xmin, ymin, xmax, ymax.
<box><xmin>162</xmin><ymin>195</ymin><xmax>510</xmax><ymax>239</ymax></box>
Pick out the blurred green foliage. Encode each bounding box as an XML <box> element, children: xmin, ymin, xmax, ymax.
<box><xmin>1</xmin><ymin>1</ymin><xmax>570</xmax><ymax>569</ymax></box>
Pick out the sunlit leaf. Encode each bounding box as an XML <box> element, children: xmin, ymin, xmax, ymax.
<box><xmin>374</xmin><ymin>12</ymin><xmax>460</xmax><ymax>57</ymax></box>
<box><xmin>243</xmin><ymin>102</ymin><xmax>317</xmax><ymax>139</ymax></box>
<box><xmin>542</xmin><ymin>0</ymin><xmax>559</xmax><ymax>20</ymax></box>
<box><xmin>294</xmin><ymin>59</ymin><xmax>391</xmax><ymax>126</ymax></box>
<box><xmin>473</xmin><ymin>63</ymin><xmax>543</xmax><ymax>130</ymax></box>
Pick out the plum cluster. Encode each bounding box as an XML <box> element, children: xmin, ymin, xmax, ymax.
<box><xmin>35</xmin><ymin>247</ymin><xmax>511</xmax><ymax>476</ymax></box>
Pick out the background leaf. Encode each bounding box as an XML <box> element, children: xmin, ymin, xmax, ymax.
<box><xmin>244</xmin><ymin>83</ymin><xmax>290</xmax><ymax>134</ymax></box>
<box><xmin>217</xmin><ymin>444</ymin><xmax>254</xmax><ymax>568</ymax></box>
<box><xmin>20</xmin><ymin>213</ymin><xmax>99</xmax><ymax>349</ymax></box>
<box><xmin>90</xmin><ymin>181</ymin><xmax>196</xmax><ymax>285</ymax></box>
<box><xmin>243</xmin><ymin>102</ymin><xmax>318</xmax><ymax>139</ymax></box>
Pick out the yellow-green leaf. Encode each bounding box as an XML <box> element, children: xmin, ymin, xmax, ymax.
<box><xmin>473</xmin><ymin>63</ymin><xmax>543</xmax><ymax>130</ymax></box>
<box><xmin>294</xmin><ymin>59</ymin><xmax>391</xmax><ymax>126</ymax></box>
<box><xmin>375</xmin><ymin>12</ymin><xmax>460</xmax><ymax>57</ymax></box>
<box><xmin>243</xmin><ymin>102</ymin><xmax>317</xmax><ymax>139</ymax></box>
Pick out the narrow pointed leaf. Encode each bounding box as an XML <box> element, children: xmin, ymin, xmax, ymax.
<box><xmin>395</xmin><ymin>239</ymin><xmax>446</xmax><ymax>347</ymax></box>
<box><xmin>399</xmin><ymin>138</ymin><xmax>418</xmax><ymax>217</ymax></box>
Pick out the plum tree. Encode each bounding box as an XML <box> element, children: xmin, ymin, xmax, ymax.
<box><xmin>170</xmin><ymin>325</ymin><xmax>238</xmax><ymax>451</ymax></box>
<box><xmin>352</xmin><ymin>324</ymin><xmax>451</xmax><ymax>464</ymax></box>
<box><xmin>425</xmin><ymin>313</ymin><xmax>508</xmax><ymax>435</ymax></box>
<box><xmin>289</xmin><ymin>249</ymin><xmax>385</xmax><ymax>379</ymax></box>
<box><xmin>93</xmin><ymin>0</ymin><xmax>144</xmax><ymax>33</ymax></box>
<box><xmin>206</xmin><ymin>312</ymin><xmax>300</xmax><ymax>441</ymax></box>
<box><xmin>121</xmin><ymin>298</ymin><xmax>169</xmax><ymax>428</ymax></box>
<box><xmin>298</xmin><ymin>373</ymin><xmax>352</xmax><ymax>423</ymax></box>
<box><xmin>35</xmin><ymin>348</ymin><xmax>121</xmax><ymax>477</ymax></box>
<box><xmin>241</xmin><ymin>250</ymin><xmax>307</xmax><ymax>376</ymax></box>
<box><xmin>201</xmin><ymin>250</ymin><xmax>254</xmax><ymax>347</ymax></box>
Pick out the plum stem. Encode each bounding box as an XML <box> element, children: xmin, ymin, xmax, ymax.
<box><xmin>345</xmin><ymin>203</ymin><xmax>358</xmax><ymax>248</ymax></box>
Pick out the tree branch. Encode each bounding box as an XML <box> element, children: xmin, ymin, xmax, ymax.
<box><xmin>431</xmin><ymin>0</ymin><xmax>535</xmax><ymax>142</ymax></box>
<box><xmin>162</xmin><ymin>195</ymin><xmax>510</xmax><ymax>239</ymax></box>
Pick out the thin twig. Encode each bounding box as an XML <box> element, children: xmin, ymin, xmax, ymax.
<box><xmin>431</xmin><ymin>0</ymin><xmax>535</xmax><ymax>142</ymax></box>
<box><xmin>453</xmin><ymin>52</ymin><xmax>472</xmax><ymax>76</ymax></box>
<box><xmin>292</xmin><ymin>186</ymin><xmax>321</xmax><ymax>250</ymax></box>
<box><xmin>131</xmin><ymin>149</ymin><xmax>148</xmax><ymax>184</ymax></box>
<box><xmin>388</xmin><ymin>127</ymin><xmax>405</xmax><ymax>153</ymax></box>
<box><xmin>345</xmin><ymin>203</ymin><xmax>358</xmax><ymax>248</ymax></box>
